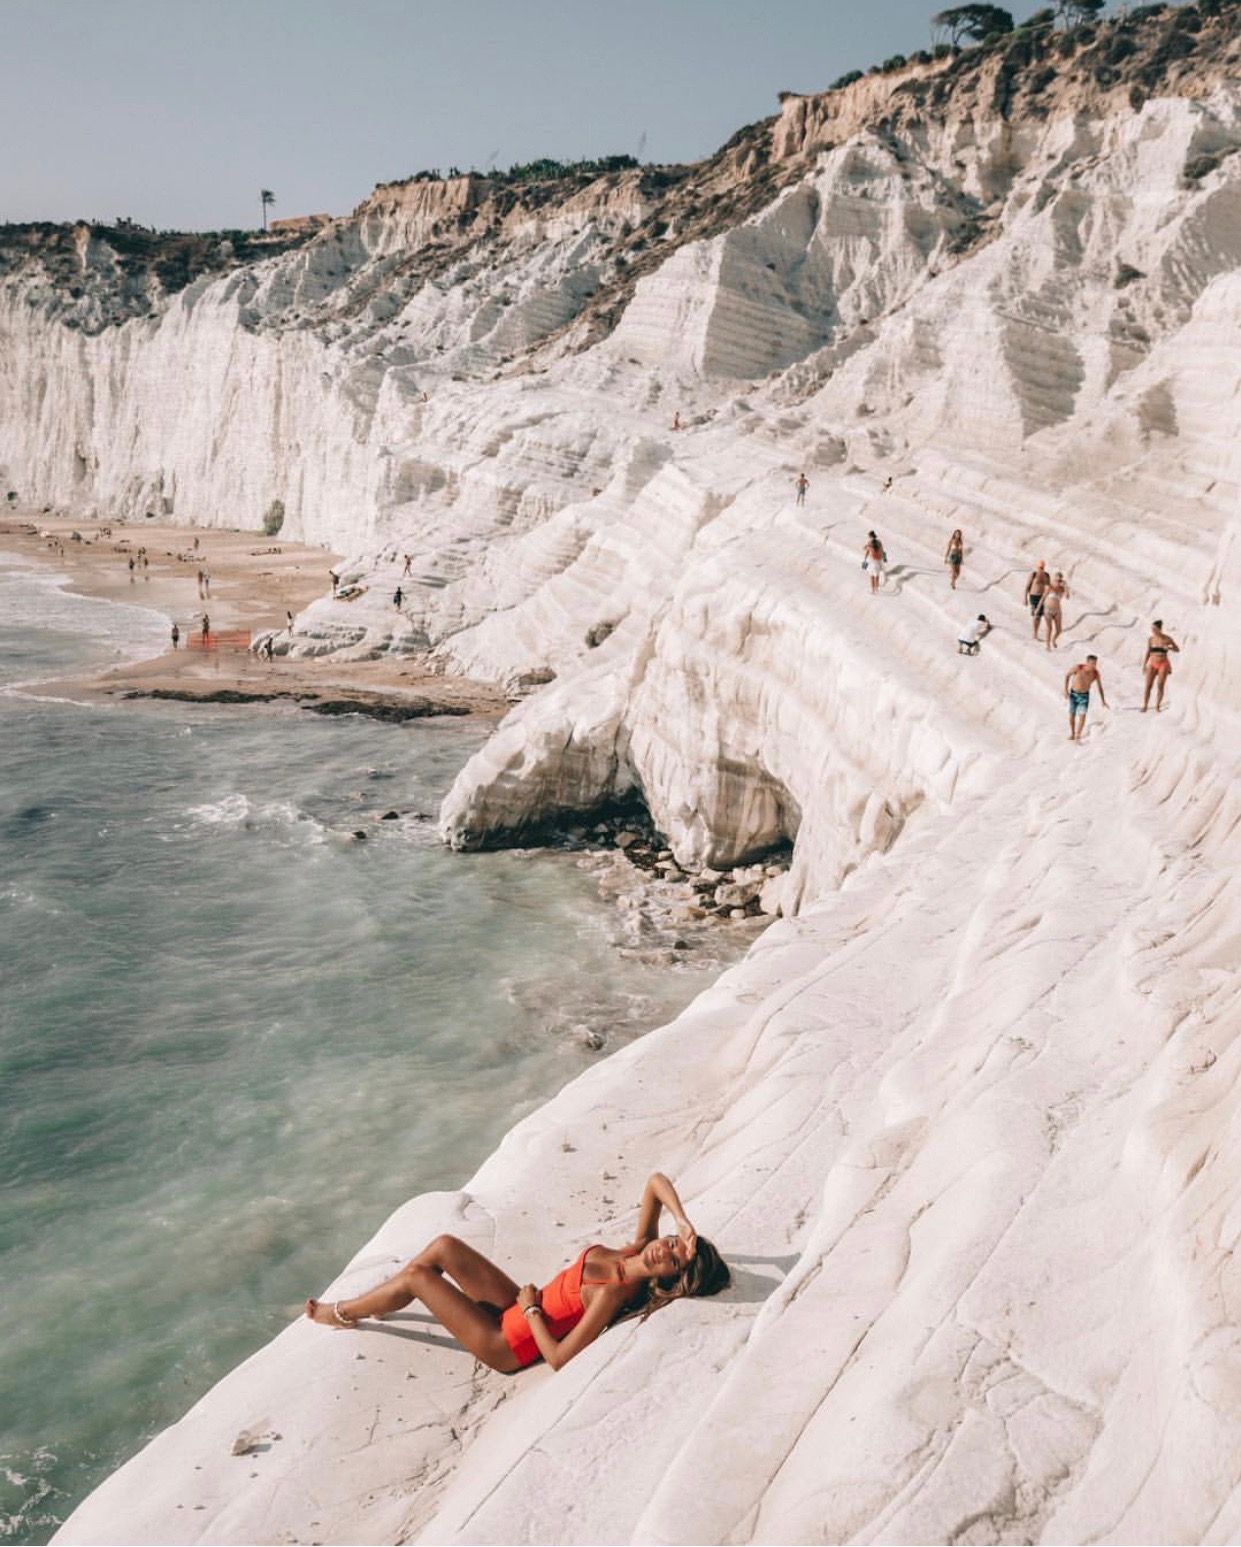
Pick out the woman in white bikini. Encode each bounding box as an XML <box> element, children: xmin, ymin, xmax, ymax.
<box><xmin>1041</xmin><ymin>572</ymin><xmax>1069</xmax><ymax>650</ymax></box>
<box><xmin>863</xmin><ymin>532</ymin><xmax>886</xmax><ymax>595</ymax></box>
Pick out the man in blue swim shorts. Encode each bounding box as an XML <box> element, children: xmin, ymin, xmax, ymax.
<box><xmin>1064</xmin><ymin>654</ymin><xmax>1108</xmax><ymax>742</ymax></box>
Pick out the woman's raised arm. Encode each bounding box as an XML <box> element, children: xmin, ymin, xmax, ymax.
<box><xmin>633</xmin><ymin>1172</ymin><xmax>695</xmax><ymax>1249</ymax></box>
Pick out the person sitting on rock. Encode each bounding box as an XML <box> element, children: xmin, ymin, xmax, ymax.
<box><xmin>958</xmin><ymin>614</ymin><xmax>991</xmax><ymax>655</ymax></box>
<box><xmin>304</xmin><ymin>1171</ymin><xmax>729</xmax><ymax>1373</ymax></box>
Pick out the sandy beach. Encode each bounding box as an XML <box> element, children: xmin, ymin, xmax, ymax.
<box><xmin>0</xmin><ymin>512</ymin><xmax>508</xmax><ymax>719</ymax></box>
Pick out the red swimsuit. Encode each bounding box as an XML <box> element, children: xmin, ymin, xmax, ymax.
<box><xmin>500</xmin><ymin>1245</ymin><xmax>620</xmax><ymax>1367</ymax></box>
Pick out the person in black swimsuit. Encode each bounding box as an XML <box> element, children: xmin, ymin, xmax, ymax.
<box><xmin>1142</xmin><ymin>619</ymin><xmax>1179</xmax><ymax>712</ymax></box>
<box><xmin>1024</xmin><ymin>561</ymin><xmax>1051</xmax><ymax>640</ymax></box>
<box><xmin>945</xmin><ymin>530</ymin><xmax>964</xmax><ymax>590</ymax></box>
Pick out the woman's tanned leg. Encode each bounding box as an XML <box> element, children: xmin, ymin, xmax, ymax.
<box><xmin>401</xmin><ymin>1265</ymin><xmax>521</xmax><ymax>1371</ymax></box>
<box><xmin>305</xmin><ymin>1234</ymin><xmax>523</xmax><ymax>1369</ymax></box>
<box><xmin>412</xmin><ymin>1235</ymin><xmax>522</xmax><ymax>1307</ymax></box>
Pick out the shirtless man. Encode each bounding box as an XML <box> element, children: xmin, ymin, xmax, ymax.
<box><xmin>1024</xmin><ymin>561</ymin><xmax>1051</xmax><ymax>640</ymax></box>
<box><xmin>795</xmin><ymin>473</ymin><xmax>808</xmax><ymax>507</ymax></box>
<box><xmin>1064</xmin><ymin>655</ymin><xmax>1107</xmax><ymax>741</ymax></box>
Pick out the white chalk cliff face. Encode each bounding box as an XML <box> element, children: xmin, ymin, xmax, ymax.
<box><xmin>17</xmin><ymin>9</ymin><xmax>1241</xmax><ymax>1542</ymax></box>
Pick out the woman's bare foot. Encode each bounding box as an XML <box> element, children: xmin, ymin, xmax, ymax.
<box><xmin>305</xmin><ymin>1297</ymin><xmax>358</xmax><ymax>1329</ymax></box>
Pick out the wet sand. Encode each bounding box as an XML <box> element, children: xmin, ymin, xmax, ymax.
<box><xmin>0</xmin><ymin>513</ymin><xmax>508</xmax><ymax>719</ymax></box>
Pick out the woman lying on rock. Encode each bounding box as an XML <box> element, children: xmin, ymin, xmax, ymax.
<box><xmin>304</xmin><ymin>1171</ymin><xmax>729</xmax><ymax>1372</ymax></box>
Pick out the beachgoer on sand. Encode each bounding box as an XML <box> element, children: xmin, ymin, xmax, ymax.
<box><xmin>286</xmin><ymin>610</ymin><xmax>294</xmax><ymax>632</ymax></box>
<box><xmin>304</xmin><ymin>1171</ymin><xmax>728</xmax><ymax>1373</ymax></box>
<box><xmin>1042</xmin><ymin>573</ymin><xmax>1069</xmax><ymax>650</ymax></box>
<box><xmin>1065</xmin><ymin>655</ymin><xmax>1107</xmax><ymax>742</ymax></box>
<box><xmin>170</xmin><ymin>623</ymin><xmax>180</xmax><ymax>649</ymax></box>
<box><xmin>958</xmin><ymin>614</ymin><xmax>990</xmax><ymax>655</ymax></box>
<box><xmin>945</xmin><ymin>529</ymin><xmax>964</xmax><ymax>589</ymax></box>
<box><xmin>671</xmin><ymin>411</ymin><xmax>681</xmax><ymax>432</ymax></box>
<box><xmin>402</xmin><ymin>554</ymin><xmax>412</xmax><ymax>577</ymax></box>
<box><xmin>201</xmin><ymin>614</ymin><xmax>210</xmax><ymax>640</ymax></box>
<box><xmin>329</xmin><ymin>570</ymin><xmax>339</xmax><ymax>596</ymax></box>
<box><xmin>863</xmin><ymin>531</ymin><xmax>886</xmax><ymax>594</ymax></box>
<box><xmin>1024</xmin><ymin>561</ymin><xmax>1051</xmax><ymax>640</ymax></box>
<box><xmin>393</xmin><ymin>586</ymin><xmax>403</xmax><ymax>609</ymax></box>
<box><xmin>795</xmin><ymin>473</ymin><xmax>808</xmax><ymax>507</ymax></box>
<box><xmin>1142</xmin><ymin>619</ymin><xmax>1179</xmax><ymax>712</ymax></box>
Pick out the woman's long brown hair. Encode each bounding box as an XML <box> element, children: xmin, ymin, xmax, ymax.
<box><xmin>637</xmin><ymin>1236</ymin><xmax>731</xmax><ymax>1322</ymax></box>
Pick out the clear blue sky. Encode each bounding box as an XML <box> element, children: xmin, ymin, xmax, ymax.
<box><xmin>8</xmin><ymin>0</ymin><xmax>1075</xmax><ymax>231</ymax></box>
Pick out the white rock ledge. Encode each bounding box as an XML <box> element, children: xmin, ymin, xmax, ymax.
<box><xmin>28</xmin><ymin>45</ymin><xmax>1241</xmax><ymax>1546</ymax></box>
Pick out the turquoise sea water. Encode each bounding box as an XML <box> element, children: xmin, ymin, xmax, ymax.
<box><xmin>0</xmin><ymin>554</ymin><xmax>724</xmax><ymax>1543</ymax></box>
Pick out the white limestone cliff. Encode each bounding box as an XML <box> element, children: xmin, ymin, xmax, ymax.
<box><xmin>17</xmin><ymin>8</ymin><xmax>1241</xmax><ymax>1542</ymax></box>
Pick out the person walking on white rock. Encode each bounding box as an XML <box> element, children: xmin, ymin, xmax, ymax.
<box><xmin>945</xmin><ymin>529</ymin><xmax>964</xmax><ymax>590</ymax></box>
<box><xmin>1042</xmin><ymin>572</ymin><xmax>1069</xmax><ymax>651</ymax></box>
<box><xmin>863</xmin><ymin>531</ymin><xmax>886</xmax><ymax>595</ymax></box>
<box><xmin>304</xmin><ymin>1171</ymin><xmax>728</xmax><ymax>1373</ymax></box>
<box><xmin>958</xmin><ymin>614</ymin><xmax>991</xmax><ymax>654</ymax></box>
<box><xmin>1142</xmin><ymin>619</ymin><xmax>1179</xmax><ymax>712</ymax></box>
<box><xmin>795</xmin><ymin>472</ymin><xmax>808</xmax><ymax>507</ymax></box>
<box><xmin>393</xmin><ymin>585</ymin><xmax>404</xmax><ymax>610</ymax></box>
<box><xmin>1025</xmin><ymin>561</ymin><xmax>1051</xmax><ymax>640</ymax></box>
<box><xmin>1065</xmin><ymin>655</ymin><xmax>1107</xmax><ymax>742</ymax></box>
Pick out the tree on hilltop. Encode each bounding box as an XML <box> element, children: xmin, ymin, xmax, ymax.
<box><xmin>931</xmin><ymin>5</ymin><xmax>1015</xmax><ymax>45</ymax></box>
<box><xmin>1054</xmin><ymin>0</ymin><xmax>1106</xmax><ymax>24</ymax></box>
<box><xmin>260</xmin><ymin>188</ymin><xmax>276</xmax><ymax>231</ymax></box>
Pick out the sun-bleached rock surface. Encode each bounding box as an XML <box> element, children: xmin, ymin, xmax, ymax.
<box><xmin>20</xmin><ymin>6</ymin><xmax>1241</xmax><ymax>1542</ymax></box>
